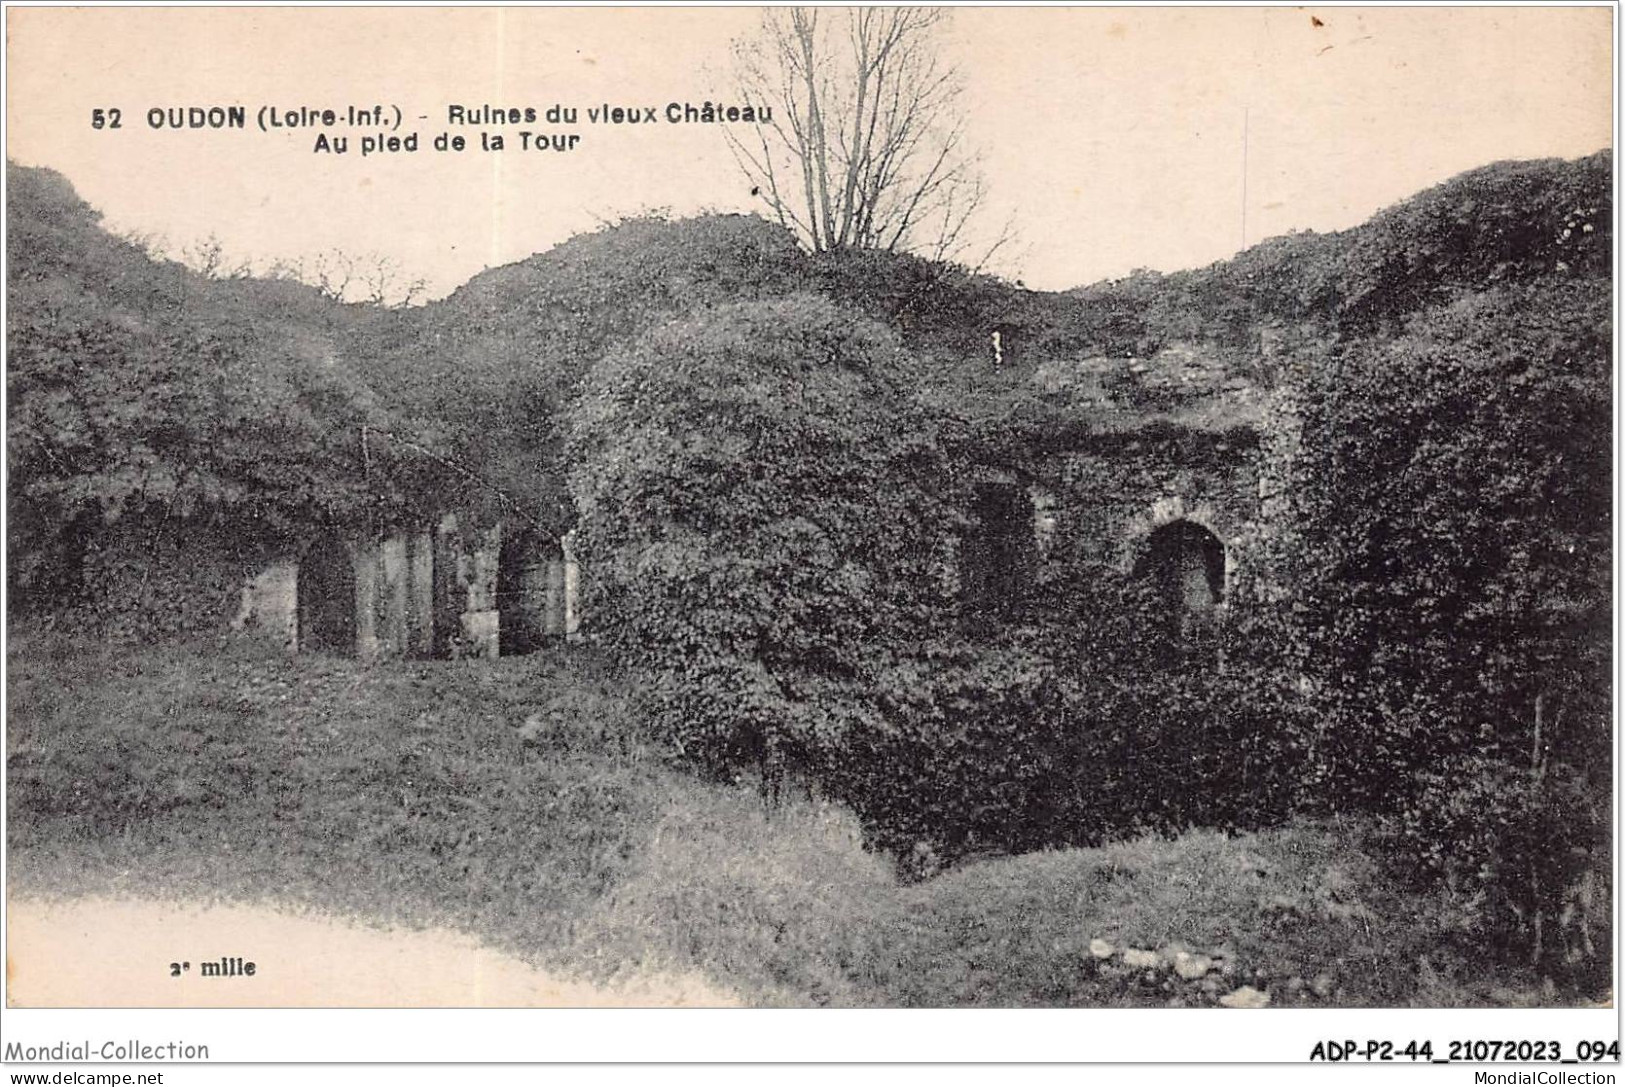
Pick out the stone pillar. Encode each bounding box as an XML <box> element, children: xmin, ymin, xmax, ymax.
<box><xmin>562</xmin><ymin>531</ymin><xmax>581</xmax><ymax>640</ymax></box>
<box><xmin>407</xmin><ymin>530</ymin><xmax>434</xmax><ymax>657</ymax></box>
<box><xmin>353</xmin><ymin>541</ymin><xmax>380</xmax><ymax>662</ymax></box>
<box><xmin>458</xmin><ymin>522</ymin><xmax>501</xmax><ymax>659</ymax></box>
<box><xmin>429</xmin><ymin>515</ymin><xmax>499</xmax><ymax>658</ymax></box>
<box><xmin>377</xmin><ymin>534</ymin><xmax>409</xmax><ymax>659</ymax></box>
<box><xmin>470</xmin><ymin>524</ymin><xmax>501</xmax><ymax>611</ymax></box>
<box><xmin>543</xmin><ymin>558</ymin><xmax>566</xmax><ymax>637</ymax></box>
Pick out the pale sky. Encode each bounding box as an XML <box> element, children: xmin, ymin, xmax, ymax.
<box><xmin>5</xmin><ymin>6</ymin><xmax>1613</xmax><ymax>295</ymax></box>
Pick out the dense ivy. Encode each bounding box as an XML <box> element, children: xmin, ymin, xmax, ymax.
<box><xmin>10</xmin><ymin>146</ymin><xmax>1612</xmax><ymax>986</ymax></box>
<box><xmin>1283</xmin><ymin>280</ymin><xmax>1611</xmax><ymax>804</ymax></box>
<box><xmin>567</xmin><ymin>294</ymin><xmax>966</xmax><ymax>779</ymax></box>
<box><xmin>6</xmin><ymin>164</ymin><xmax>457</xmax><ymax>625</ymax></box>
<box><xmin>566</xmin><ymin>293</ymin><xmax>1318</xmax><ymax>862</ymax></box>
<box><xmin>1275</xmin><ymin>276</ymin><xmax>1611</xmax><ymax>971</ymax></box>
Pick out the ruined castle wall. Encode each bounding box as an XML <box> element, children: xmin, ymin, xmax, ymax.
<box><xmin>957</xmin><ymin>424</ymin><xmax>1264</xmax><ymax>625</ymax></box>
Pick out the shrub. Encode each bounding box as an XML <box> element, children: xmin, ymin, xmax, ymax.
<box><xmin>68</xmin><ymin>516</ymin><xmax>274</xmax><ymax>641</ymax></box>
<box><xmin>831</xmin><ymin>600</ymin><xmax>1315</xmax><ymax>864</ymax></box>
<box><xmin>1278</xmin><ymin>279</ymin><xmax>1611</xmax><ymax>812</ymax></box>
<box><xmin>1026</xmin><ymin>569</ymin><xmax>1317</xmax><ymax>842</ymax></box>
<box><xmin>826</xmin><ymin>641</ymin><xmax>1077</xmax><ymax>863</ymax></box>
<box><xmin>566</xmin><ymin>294</ymin><xmax>964</xmax><ymax>781</ymax></box>
<box><xmin>1374</xmin><ymin>754</ymin><xmax>1607</xmax><ymax>984</ymax></box>
<box><xmin>1074</xmin><ymin>657</ymin><xmax>1313</xmax><ymax>839</ymax></box>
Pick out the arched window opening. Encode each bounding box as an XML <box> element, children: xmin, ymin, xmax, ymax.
<box><xmin>1133</xmin><ymin>519</ymin><xmax>1225</xmax><ymax>649</ymax></box>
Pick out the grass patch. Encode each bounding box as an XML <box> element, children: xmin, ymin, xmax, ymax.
<box><xmin>7</xmin><ymin>635</ymin><xmax>1588</xmax><ymax>1007</ymax></box>
<box><xmin>7</xmin><ymin>633</ymin><xmax>669</xmax><ymax>960</ymax></box>
<box><xmin>571</xmin><ymin>791</ymin><xmax>894</xmax><ymax>1006</ymax></box>
<box><xmin>853</xmin><ymin>827</ymin><xmax>1443</xmax><ymax>1006</ymax></box>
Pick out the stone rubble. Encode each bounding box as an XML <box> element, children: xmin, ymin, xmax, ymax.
<box><xmin>1122</xmin><ymin>947</ymin><xmax>1160</xmax><ymax>969</ymax></box>
<box><xmin>1219</xmin><ymin>985</ymin><xmax>1272</xmax><ymax>1009</ymax></box>
<box><xmin>1173</xmin><ymin>951</ymin><xmax>1213</xmax><ymax>980</ymax></box>
<box><xmin>1085</xmin><ymin>935</ymin><xmax>1332</xmax><ymax>1008</ymax></box>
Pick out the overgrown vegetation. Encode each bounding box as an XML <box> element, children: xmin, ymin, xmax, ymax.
<box><xmin>6</xmin><ymin>633</ymin><xmax>1584</xmax><ymax>1007</ymax></box>
<box><xmin>561</xmin><ymin>295</ymin><xmax>1310</xmax><ymax>865</ymax></box>
<box><xmin>1275</xmin><ymin>276</ymin><xmax>1611</xmax><ymax>985</ymax></box>
<box><xmin>6</xmin><ymin>165</ymin><xmax>459</xmax><ymax>630</ymax></box>
<box><xmin>566</xmin><ymin>294</ymin><xmax>971</xmax><ymax>808</ymax></box>
<box><xmin>6</xmin><ymin>149</ymin><xmax>1613</xmax><ymax>1000</ymax></box>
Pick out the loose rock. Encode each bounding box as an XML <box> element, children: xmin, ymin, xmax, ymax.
<box><xmin>1122</xmin><ymin>947</ymin><xmax>1160</xmax><ymax>969</ymax></box>
<box><xmin>1089</xmin><ymin>938</ymin><xmax>1115</xmax><ymax>960</ymax></box>
<box><xmin>516</xmin><ymin>712</ymin><xmax>548</xmax><ymax>744</ymax></box>
<box><xmin>1263</xmin><ymin>894</ymin><xmax>1301</xmax><ymax>915</ymax></box>
<box><xmin>1173</xmin><ymin>952</ymin><xmax>1213</xmax><ymax>980</ymax></box>
<box><xmin>1219</xmin><ymin>985</ymin><xmax>1271</xmax><ymax>1009</ymax></box>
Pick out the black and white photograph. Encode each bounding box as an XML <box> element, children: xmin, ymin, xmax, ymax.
<box><xmin>1</xmin><ymin>2</ymin><xmax>1616</xmax><ymax>1072</ymax></box>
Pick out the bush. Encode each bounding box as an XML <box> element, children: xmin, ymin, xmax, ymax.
<box><xmin>1029</xmin><ymin>571</ymin><xmax>1317</xmax><ymax>844</ymax></box>
<box><xmin>826</xmin><ymin>641</ymin><xmax>1077</xmax><ymax>864</ymax></box>
<box><xmin>567</xmin><ymin>294</ymin><xmax>964</xmax><ymax>781</ymax></box>
<box><xmin>1075</xmin><ymin>657</ymin><xmax>1313</xmax><ymax>839</ymax></box>
<box><xmin>827</xmin><ymin>610</ymin><xmax>1316</xmax><ymax>865</ymax></box>
<box><xmin>1374</xmin><ymin>754</ymin><xmax>1607</xmax><ymax>984</ymax></box>
<box><xmin>1278</xmin><ymin>279</ymin><xmax>1611</xmax><ymax>812</ymax></box>
<box><xmin>59</xmin><ymin>516</ymin><xmax>278</xmax><ymax>641</ymax></box>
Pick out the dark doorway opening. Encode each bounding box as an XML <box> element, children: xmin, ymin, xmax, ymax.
<box><xmin>496</xmin><ymin>529</ymin><xmax>556</xmax><ymax>656</ymax></box>
<box><xmin>297</xmin><ymin>536</ymin><xmax>356</xmax><ymax>655</ymax></box>
<box><xmin>1134</xmin><ymin>519</ymin><xmax>1225</xmax><ymax>651</ymax></box>
<box><xmin>961</xmin><ymin>482</ymin><xmax>1036</xmax><ymax>626</ymax></box>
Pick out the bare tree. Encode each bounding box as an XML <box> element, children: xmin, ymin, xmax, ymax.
<box><xmin>117</xmin><ymin>227</ymin><xmax>171</xmax><ymax>263</ymax></box>
<box><xmin>124</xmin><ymin>229</ymin><xmax>252</xmax><ymax>279</ymax></box>
<box><xmin>307</xmin><ymin>250</ymin><xmax>358</xmax><ymax>303</ymax></box>
<box><xmin>180</xmin><ymin>233</ymin><xmax>253</xmax><ymax>280</ymax></box>
<box><xmin>356</xmin><ymin>253</ymin><xmax>427</xmax><ymax>308</ymax></box>
<box><xmin>121</xmin><ymin>226</ymin><xmax>427</xmax><ymax>307</ymax></box>
<box><xmin>267</xmin><ymin>249</ymin><xmax>426</xmax><ymax>308</ymax></box>
<box><xmin>725</xmin><ymin>7</ymin><xmax>1010</xmax><ymax>266</ymax></box>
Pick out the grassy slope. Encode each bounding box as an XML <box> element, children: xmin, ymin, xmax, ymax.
<box><xmin>6</xmin><ymin>636</ymin><xmax>1562</xmax><ymax>1008</ymax></box>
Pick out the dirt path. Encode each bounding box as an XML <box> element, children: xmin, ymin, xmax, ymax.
<box><xmin>6</xmin><ymin>896</ymin><xmax>739</xmax><ymax>1007</ymax></box>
